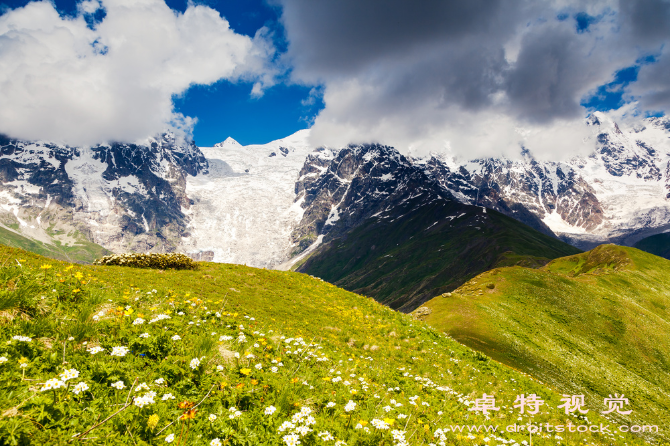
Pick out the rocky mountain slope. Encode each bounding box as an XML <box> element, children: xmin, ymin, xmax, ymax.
<box><xmin>417</xmin><ymin>112</ymin><xmax>670</xmax><ymax>249</ymax></box>
<box><xmin>0</xmin><ymin>132</ymin><xmax>207</xmax><ymax>256</ymax></box>
<box><xmin>290</xmin><ymin>143</ymin><xmax>581</xmax><ymax>311</ymax></box>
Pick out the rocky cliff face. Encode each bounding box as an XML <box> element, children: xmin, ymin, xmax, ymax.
<box><xmin>291</xmin><ymin>144</ymin><xmax>451</xmax><ymax>253</ymax></box>
<box><xmin>0</xmin><ymin>133</ymin><xmax>207</xmax><ymax>253</ymax></box>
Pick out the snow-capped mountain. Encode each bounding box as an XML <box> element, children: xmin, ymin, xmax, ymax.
<box><xmin>179</xmin><ymin>130</ymin><xmax>315</xmax><ymax>267</ymax></box>
<box><xmin>0</xmin><ymin>132</ymin><xmax>207</xmax><ymax>254</ymax></box>
<box><xmin>414</xmin><ymin>112</ymin><xmax>670</xmax><ymax>249</ymax></box>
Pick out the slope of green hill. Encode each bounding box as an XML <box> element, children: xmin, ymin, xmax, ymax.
<box><xmin>419</xmin><ymin>244</ymin><xmax>670</xmax><ymax>440</ymax></box>
<box><xmin>634</xmin><ymin>232</ymin><xmax>670</xmax><ymax>260</ymax></box>
<box><xmin>296</xmin><ymin>200</ymin><xmax>581</xmax><ymax>312</ymax></box>
<box><xmin>0</xmin><ymin>245</ymin><xmax>649</xmax><ymax>445</ymax></box>
<box><xmin>0</xmin><ymin>225</ymin><xmax>110</xmax><ymax>263</ymax></box>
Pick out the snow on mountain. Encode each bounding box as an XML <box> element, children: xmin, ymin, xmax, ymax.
<box><xmin>179</xmin><ymin>129</ymin><xmax>316</xmax><ymax>267</ymax></box>
<box><xmin>415</xmin><ymin>112</ymin><xmax>670</xmax><ymax>248</ymax></box>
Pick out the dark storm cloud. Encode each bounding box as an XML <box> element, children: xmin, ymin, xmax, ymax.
<box><xmin>273</xmin><ymin>0</ymin><xmax>669</xmax><ymax>157</ymax></box>
<box><xmin>619</xmin><ymin>0</ymin><xmax>670</xmax><ymax>46</ymax></box>
<box><xmin>275</xmin><ymin>0</ymin><xmax>524</xmax><ymax>80</ymax></box>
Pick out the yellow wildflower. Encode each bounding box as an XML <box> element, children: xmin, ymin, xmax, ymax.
<box><xmin>147</xmin><ymin>414</ymin><xmax>159</xmax><ymax>430</ymax></box>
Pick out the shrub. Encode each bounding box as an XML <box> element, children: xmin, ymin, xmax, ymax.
<box><xmin>93</xmin><ymin>253</ymin><xmax>197</xmax><ymax>270</ymax></box>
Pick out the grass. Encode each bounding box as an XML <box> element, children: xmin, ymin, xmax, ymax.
<box><xmin>296</xmin><ymin>199</ymin><xmax>581</xmax><ymax>312</ymax></box>
<box><xmin>421</xmin><ymin>244</ymin><xmax>670</xmax><ymax>442</ymax></box>
<box><xmin>0</xmin><ymin>244</ymin><xmax>653</xmax><ymax>445</ymax></box>
<box><xmin>0</xmin><ymin>226</ymin><xmax>110</xmax><ymax>264</ymax></box>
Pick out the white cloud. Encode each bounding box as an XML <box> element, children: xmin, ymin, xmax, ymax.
<box><xmin>0</xmin><ymin>0</ymin><xmax>273</xmax><ymax>146</ymax></box>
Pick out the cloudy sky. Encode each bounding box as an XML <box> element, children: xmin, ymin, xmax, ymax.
<box><xmin>0</xmin><ymin>0</ymin><xmax>668</xmax><ymax>158</ymax></box>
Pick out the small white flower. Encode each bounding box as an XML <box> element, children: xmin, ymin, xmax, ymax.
<box><xmin>210</xmin><ymin>439</ymin><xmax>222</xmax><ymax>446</ymax></box>
<box><xmin>171</xmin><ymin>335</ymin><xmax>181</xmax><ymax>341</ymax></box>
<box><xmin>190</xmin><ymin>358</ymin><xmax>201</xmax><ymax>370</ymax></box>
<box><xmin>165</xmin><ymin>433</ymin><xmax>175</xmax><ymax>443</ymax></box>
<box><xmin>254</xmin><ymin>363</ymin><xmax>262</xmax><ymax>370</ymax></box>
<box><xmin>110</xmin><ymin>346</ymin><xmax>129</xmax><ymax>357</ymax></box>
<box><xmin>111</xmin><ymin>381</ymin><xmax>125</xmax><ymax>390</ymax></box>
<box><xmin>67</xmin><ymin>336</ymin><xmax>75</xmax><ymax>341</ymax></box>
<box><xmin>155</xmin><ymin>378</ymin><xmax>165</xmax><ymax>385</ymax></box>
<box><xmin>139</xmin><ymin>333</ymin><xmax>150</xmax><ymax>338</ymax></box>
<box><xmin>271</xmin><ymin>366</ymin><xmax>278</xmax><ymax>373</ymax></box>
<box><xmin>344</xmin><ymin>400</ymin><xmax>356</xmax><ymax>412</ymax></box>
<box><xmin>162</xmin><ymin>393</ymin><xmax>176</xmax><ymax>400</ymax></box>
<box><xmin>326</xmin><ymin>402</ymin><xmax>336</xmax><ymax>408</ymax></box>
<box><xmin>216</xmin><ymin>365</ymin><xmax>224</xmax><ymax>371</ymax></box>
<box><xmin>71</xmin><ymin>382</ymin><xmax>89</xmax><ymax>395</ymax></box>
<box><xmin>12</xmin><ymin>336</ymin><xmax>32</xmax><ymax>342</ymax></box>
<box><xmin>132</xmin><ymin>318</ymin><xmax>145</xmax><ymax>325</ymax></box>
<box><xmin>88</xmin><ymin>346</ymin><xmax>104</xmax><ymax>355</ymax></box>
<box><xmin>59</xmin><ymin>369</ymin><xmax>80</xmax><ymax>382</ymax></box>
<box><xmin>0</xmin><ymin>357</ymin><xmax>7</xmax><ymax>364</ymax></box>
<box><xmin>41</xmin><ymin>378</ymin><xmax>65</xmax><ymax>391</ymax></box>
<box><xmin>209</xmin><ymin>414</ymin><xmax>217</xmax><ymax>422</ymax></box>
<box><xmin>265</xmin><ymin>406</ymin><xmax>277</xmax><ymax>415</ymax></box>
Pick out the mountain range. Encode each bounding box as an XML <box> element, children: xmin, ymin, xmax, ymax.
<box><xmin>0</xmin><ymin>112</ymin><xmax>669</xmax><ymax>301</ymax></box>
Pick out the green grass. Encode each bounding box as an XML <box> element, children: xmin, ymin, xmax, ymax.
<box><xmin>0</xmin><ymin>226</ymin><xmax>110</xmax><ymax>264</ymax></box>
<box><xmin>0</xmin><ymin>244</ymin><xmax>651</xmax><ymax>445</ymax></box>
<box><xmin>634</xmin><ymin>232</ymin><xmax>670</xmax><ymax>260</ymax></box>
<box><xmin>296</xmin><ymin>200</ymin><xmax>581</xmax><ymax>312</ymax></box>
<box><xmin>421</xmin><ymin>244</ymin><xmax>670</xmax><ymax>441</ymax></box>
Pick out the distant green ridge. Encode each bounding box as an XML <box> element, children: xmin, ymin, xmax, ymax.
<box><xmin>634</xmin><ymin>232</ymin><xmax>670</xmax><ymax>260</ymax></box>
<box><xmin>420</xmin><ymin>244</ymin><xmax>670</xmax><ymax>439</ymax></box>
<box><xmin>296</xmin><ymin>199</ymin><xmax>581</xmax><ymax>312</ymax></box>
<box><xmin>0</xmin><ymin>225</ymin><xmax>110</xmax><ymax>263</ymax></box>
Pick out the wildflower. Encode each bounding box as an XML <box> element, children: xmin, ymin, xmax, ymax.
<box><xmin>219</xmin><ymin>335</ymin><xmax>233</xmax><ymax>341</ymax></box>
<box><xmin>162</xmin><ymin>393</ymin><xmax>176</xmax><ymax>401</ymax></box>
<box><xmin>178</xmin><ymin>401</ymin><xmax>194</xmax><ymax>409</ymax></box>
<box><xmin>271</xmin><ymin>366</ymin><xmax>278</xmax><ymax>373</ymax></box>
<box><xmin>59</xmin><ymin>369</ymin><xmax>80</xmax><ymax>382</ymax></box>
<box><xmin>278</xmin><ymin>421</ymin><xmax>295</xmax><ymax>432</ymax></box>
<box><xmin>265</xmin><ymin>406</ymin><xmax>277</xmax><ymax>415</ymax></box>
<box><xmin>228</xmin><ymin>407</ymin><xmax>242</xmax><ymax>419</ymax></box>
<box><xmin>148</xmin><ymin>414</ymin><xmax>160</xmax><ymax>429</ymax></box>
<box><xmin>171</xmin><ymin>335</ymin><xmax>181</xmax><ymax>341</ymax></box>
<box><xmin>110</xmin><ymin>346</ymin><xmax>129</xmax><ymax>357</ymax></box>
<box><xmin>255</xmin><ymin>363</ymin><xmax>263</xmax><ymax>370</ymax></box>
<box><xmin>0</xmin><ymin>357</ymin><xmax>7</xmax><ymax>364</ymax></box>
<box><xmin>371</xmin><ymin>419</ymin><xmax>390</xmax><ymax>430</ymax></box>
<box><xmin>71</xmin><ymin>382</ymin><xmax>89</xmax><ymax>395</ymax></box>
<box><xmin>344</xmin><ymin>400</ymin><xmax>356</xmax><ymax>412</ymax></box>
<box><xmin>209</xmin><ymin>414</ymin><xmax>217</xmax><ymax>422</ymax></box>
<box><xmin>295</xmin><ymin>425</ymin><xmax>311</xmax><ymax>436</ymax></box>
<box><xmin>111</xmin><ymin>381</ymin><xmax>125</xmax><ymax>390</ymax></box>
<box><xmin>139</xmin><ymin>333</ymin><xmax>150</xmax><ymax>338</ymax></box>
<box><xmin>318</xmin><ymin>431</ymin><xmax>335</xmax><ymax>440</ymax></box>
<box><xmin>134</xmin><ymin>392</ymin><xmax>157</xmax><ymax>408</ymax></box>
<box><xmin>12</xmin><ymin>336</ymin><xmax>32</xmax><ymax>342</ymax></box>
<box><xmin>239</xmin><ymin>368</ymin><xmax>251</xmax><ymax>376</ymax></box>
<box><xmin>334</xmin><ymin>441</ymin><xmax>347</xmax><ymax>446</ymax></box>
<box><xmin>155</xmin><ymin>378</ymin><xmax>165</xmax><ymax>385</ymax></box>
<box><xmin>210</xmin><ymin>439</ymin><xmax>222</xmax><ymax>446</ymax></box>
<box><xmin>326</xmin><ymin>402</ymin><xmax>336</xmax><ymax>408</ymax></box>
<box><xmin>67</xmin><ymin>336</ymin><xmax>75</xmax><ymax>341</ymax></box>
<box><xmin>216</xmin><ymin>365</ymin><xmax>224</xmax><ymax>371</ymax></box>
<box><xmin>190</xmin><ymin>358</ymin><xmax>201</xmax><ymax>370</ymax></box>
<box><xmin>132</xmin><ymin>318</ymin><xmax>145</xmax><ymax>325</ymax></box>
<box><xmin>41</xmin><ymin>378</ymin><xmax>65</xmax><ymax>391</ymax></box>
<box><xmin>180</xmin><ymin>409</ymin><xmax>197</xmax><ymax>420</ymax></box>
<box><xmin>165</xmin><ymin>434</ymin><xmax>175</xmax><ymax>443</ymax></box>
<box><xmin>135</xmin><ymin>382</ymin><xmax>149</xmax><ymax>392</ymax></box>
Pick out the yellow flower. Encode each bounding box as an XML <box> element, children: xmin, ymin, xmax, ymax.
<box><xmin>251</xmin><ymin>379</ymin><xmax>258</xmax><ymax>385</ymax></box>
<box><xmin>74</xmin><ymin>272</ymin><xmax>84</xmax><ymax>280</ymax></box>
<box><xmin>18</xmin><ymin>357</ymin><xmax>28</xmax><ymax>364</ymax></box>
<box><xmin>147</xmin><ymin>414</ymin><xmax>159</xmax><ymax>429</ymax></box>
<box><xmin>322</xmin><ymin>377</ymin><xmax>332</xmax><ymax>381</ymax></box>
<box><xmin>72</xmin><ymin>289</ymin><xmax>81</xmax><ymax>293</ymax></box>
<box><xmin>383</xmin><ymin>418</ymin><xmax>395</xmax><ymax>425</ymax></box>
<box><xmin>359</xmin><ymin>421</ymin><xmax>368</xmax><ymax>426</ymax></box>
<box><xmin>40</xmin><ymin>264</ymin><xmax>52</xmax><ymax>269</ymax></box>
<box><xmin>239</xmin><ymin>368</ymin><xmax>251</xmax><ymax>376</ymax></box>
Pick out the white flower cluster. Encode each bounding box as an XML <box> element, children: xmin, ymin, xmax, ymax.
<box><xmin>110</xmin><ymin>346</ymin><xmax>130</xmax><ymax>357</ymax></box>
<box><xmin>149</xmin><ymin>314</ymin><xmax>171</xmax><ymax>324</ymax></box>
<box><xmin>71</xmin><ymin>382</ymin><xmax>89</xmax><ymax>395</ymax></box>
<box><xmin>134</xmin><ymin>391</ymin><xmax>157</xmax><ymax>408</ymax></box>
<box><xmin>371</xmin><ymin>418</ymin><xmax>390</xmax><ymax>430</ymax></box>
<box><xmin>12</xmin><ymin>336</ymin><xmax>32</xmax><ymax>342</ymax></box>
<box><xmin>219</xmin><ymin>335</ymin><xmax>233</xmax><ymax>341</ymax></box>
<box><xmin>41</xmin><ymin>378</ymin><xmax>65</xmax><ymax>391</ymax></box>
<box><xmin>228</xmin><ymin>406</ymin><xmax>242</xmax><ymax>419</ymax></box>
<box><xmin>190</xmin><ymin>358</ymin><xmax>201</xmax><ymax>369</ymax></box>
<box><xmin>59</xmin><ymin>369</ymin><xmax>79</xmax><ymax>381</ymax></box>
<box><xmin>132</xmin><ymin>318</ymin><xmax>145</xmax><ymax>325</ymax></box>
<box><xmin>344</xmin><ymin>400</ymin><xmax>356</xmax><ymax>412</ymax></box>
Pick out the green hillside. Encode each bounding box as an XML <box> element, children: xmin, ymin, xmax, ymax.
<box><xmin>296</xmin><ymin>200</ymin><xmax>581</xmax><ymax>312</ymax></box>
<box><xmin>0</xmin><ymin>244</ymin><xmax>649</xmax><ymax>445</ymax></box>
<box><xmin>634</xmin><ymin>232</ymin><xmax>670</xmax><ymax>260</ymax></box>
<box><xmin>0</xmin><ymin>225</ymin><xmax>110</xmax><ymax>264</ymax></box>
<box><xmin>420</xmin><ymin>244</ymin><xmax>670</xmax><ymax>440</ymax></box>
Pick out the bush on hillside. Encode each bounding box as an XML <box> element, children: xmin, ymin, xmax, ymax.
<box><xmin>93</xmin><ymin>252</ymin><xmax>197</xmax><ymax>270</ymax></box>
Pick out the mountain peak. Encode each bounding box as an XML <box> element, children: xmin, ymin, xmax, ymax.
<box><xmin>214</xmin><ymin>137</ymin><xmax>242</xmax><ymax>148</ymax></box>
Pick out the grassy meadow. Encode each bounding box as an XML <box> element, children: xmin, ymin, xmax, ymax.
<box><xmin>420</xmin><ymin>245</ymin><xmax>670</xmax><ymax>442</ymax></box>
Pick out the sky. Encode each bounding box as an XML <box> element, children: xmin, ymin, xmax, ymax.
<box><xmin>0</xmin><ymin>0</ymin><xmax>668</xmax><ymax>157</ymax></box>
